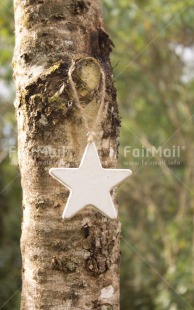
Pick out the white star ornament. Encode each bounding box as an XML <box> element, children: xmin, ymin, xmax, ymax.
<box><xmin>49</xmin><ymin>142</ymin><xmax>132</xmax><ymax>219</ymax></box>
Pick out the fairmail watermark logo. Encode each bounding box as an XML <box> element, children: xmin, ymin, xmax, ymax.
<box><xmin>9</xmin><ymin>145</ymin><xmax>71</xmax><ymax>166</ymax></box>
<box><xmin>9</xmin><ymin>144</ymin><xmax>185</xmax><ymax>167</ymax></box>
<box><xmin>123</xmin><ymin>145</ymin><xmax>185</xmax><ymax>166</ymax></box>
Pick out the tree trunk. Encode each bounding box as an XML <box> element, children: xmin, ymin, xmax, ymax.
<box><xmin>13</xmin><ymin>1</ymin><xmax>120</xmax><ymax>309</ymax></box>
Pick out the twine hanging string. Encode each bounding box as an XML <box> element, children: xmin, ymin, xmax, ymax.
<box><xmin>68</xmin><ymin>58</ymin><xmax>106</xmax><ymax>143</ymax></box>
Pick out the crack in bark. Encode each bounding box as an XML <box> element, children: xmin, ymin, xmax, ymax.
<box><xmin>51</xmin><ymin>256</ymin><xmax>78</xmax><ymax>273</ymax></box>
<box><xmin>84</xmin><ymin>223</ymin><xmax>116</xmax><ymax>276</ymax></box>
<box><xmin>70</xmin><ymin>0</ymin><xmax>91</xmax><ymax>15</ymax></box>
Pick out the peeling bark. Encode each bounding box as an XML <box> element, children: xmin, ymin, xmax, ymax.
<box><xmin>13</xmin><ymin>0</ymin><xmax>120</xmax><ymax>309</ymax></box>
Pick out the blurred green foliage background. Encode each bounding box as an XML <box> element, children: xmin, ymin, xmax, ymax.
<box><xmin>0</xmin><ymin>0</ymin><xmax>194</xmax><ymax>309</ymax></box>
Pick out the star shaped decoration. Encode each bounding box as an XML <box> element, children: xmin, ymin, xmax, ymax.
<box><xmin>49</xmin><ymin>142</ymin><xmax>132</xmax><ymax>219</ymax></box>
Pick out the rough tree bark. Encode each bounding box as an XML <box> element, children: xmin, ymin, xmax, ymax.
<box><xmin>13</xmin><ymin>1</ymin><xmax>121</xmax><ymax>309</ymax></box>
